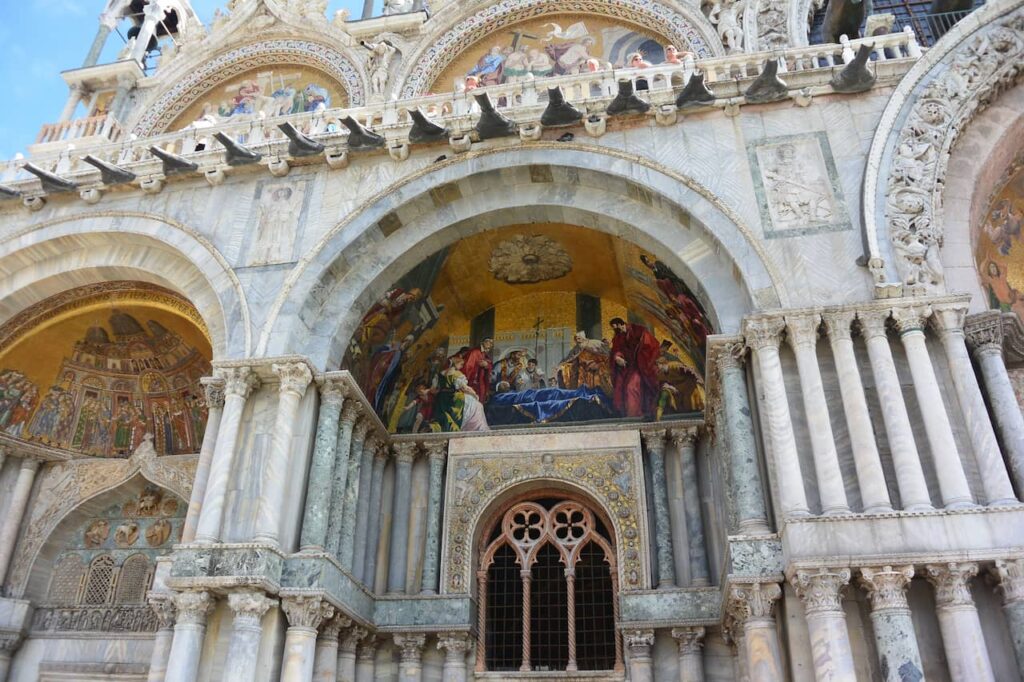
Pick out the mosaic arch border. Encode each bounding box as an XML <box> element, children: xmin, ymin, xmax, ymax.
<box><xmin>398</xmin><ymin>0</ymin><xmax>724</xmax><ymax>98</ymax></box>
<box><xmin>131</xmin><ymin>40</ymin><xmax>365</xmax><ymax>136</ymax></box>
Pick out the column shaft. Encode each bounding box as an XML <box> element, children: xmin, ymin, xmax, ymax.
<box><xmin>280</xmin><ymin>597</ymin><xmax>334</xmax><ymax>682</ymax></box>
<box><xmin>181</xmin><ymin>379</ymin><xmax>224</xmax><ymax>542</ymax></box>
<box><xmin>300</xmin><ymin>381</ymin><xmax>346</xmax><ymax>551</ymax></box>
<box><xmin>361</xmin><ymin>0</ymin><xmax>374</xmax><ymax>19</ymax></box>
<box><xmin>624</xmin><ymin>630</ymin><xmax>655</xmax><ymax>682</ymax></box>
<box><xmin>643</xmin><ymin>431</ymin><xmax>676</xmax><ymax>587</ymax></box>
<box><xmin>975</xmin><ymin>347</ymin><xmax>1024</xmax><ymax>492</ymax></box>
<box><xmin>146</xmin><ymin>597</ymin><xmax>175</xmax><ymax>682</ymax></box>
<box><xmin>362</xmin><ymin>451</ymin><xmax>388</xmax><ymax>590</ymax></box>
<box><xmin>673</xmin><ymin>429</ymin><xmax>709</xmax><ymax>585</ymax></box>
<box><xmin>671</xmin><ymin>627</ymin><xmax>705</xmax><ymax>682</ymax></box>
<box><xmin>421</xmin><ymin>443</ymin><xmax>447</xmax><ymax>593</ymax></box>
<box><xmin>83</xmin><ymin>22</ymin><xmax>113</xmax><ymax>67</ymax></box>
<box><xmin>993</xmin><ymin>559</ymin><xmax>1024</xmax><ymax>675</ymax></box>
<box><xmin>354</xmin><ymin>638</ymin><xmax>377</xmax><ymax>682</ymax></box>
<box><xmin>792</xmin><ymin>569</ymin><xmax>856</xmax><ymax>682</ymax></box>
<box><xmin>388</xmin><ymin>444</ymin><xmax>416</xmax><ymax>593</ymax></box>
<box><xmin>326</xmin><ymin>407</ymin><xmax>358</xmax><ymax>556</ymax></box>
<box><xmin>728</xmin><ymin>583</ymin><xmax>784</xmax><ymax>682</ymax></box>
<box><xmin>351</xmin><ymin>438</ymin><xmax>378</xmax><ymax>581</ymax></box>
<box><xmin>924</xmin><ymin>563</ymin><xmax>995</xmax><ymax>682</ymax></box>
<box><xmin>859</xmin><ymin>565</ymin><xmax>924</xmax><ymax>682</ymax></box>
<box><xmin>338</xmin><ymin>627</ymin><xmax>367</xmax><ymax>682</ymax></box>
<box><xmin>225</xmin><ymin>591</ymin><xmax>276</xmax><ymax>682</ymax></box>
<box><xmin>395</xmin><ymin>634</ymin><xmax>426</xmax><ymax>682</ymax></box>
<box><xmin>0</xmin><ymin>458</ymin><xmax>40</xmax><ymax>582</ymax></box>
<box><xmin>164</xmin><ymin>591</ymin><xmax>214</xmax><ymax>682</ymax></box>
<box><xmin>338</xmin><ymin>421</ymin><xmax>372</xmax><ymax>569</ymax></box>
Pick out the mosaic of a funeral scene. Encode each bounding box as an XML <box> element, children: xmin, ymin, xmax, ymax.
<box><xmin>977</xmin><ymin>154</ymin><xmax>1024</xmax><ymax>320</ymax></box>
<box><xmin>342</xmin><ymin>224</ymin><xmax>713</xmax><ymax>433</ymax></box>
<box><xmin>0</xmin><ymin>283</ymin><xmax>212</xmax><ymax>458</ymax></box>
<box><xmin>431</xmin><ymin>14</ymin><xmax>679</xmax><ymax>92</ymax></box>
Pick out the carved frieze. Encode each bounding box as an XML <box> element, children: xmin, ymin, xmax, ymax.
<box><xmin>31</xmin><ymin>605</ymin><xmax>159</xmax><ymax>633</ymax></box>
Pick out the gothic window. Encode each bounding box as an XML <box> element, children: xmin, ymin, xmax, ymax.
<box><xmin>479</xmin><ymin>499</ymin><xmax>621</xmax><ymax>673</ymax></box>
<box><xmin>48</xmin><ymin>554</ymin><xmax>85</xmax><ymax>604</ymax></box>
<box><xmin>114</xmin><ymin>554</ymin><xmax>151</xmax><ymax>604</ymax></box>
<box><xmin>82</xmin><ymin>554</ymin><xmax>116</xmax><ymax>605</ymax></box>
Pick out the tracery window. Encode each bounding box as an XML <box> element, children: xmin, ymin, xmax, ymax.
<box><xmin>114</xmin><ymin>554</ymin><xmax>152</xmax><ymax>604</ymax></box>
<box><xmin>477</xmin><ymin>499</ymin><xmax>622</xmax><ymax>673</ymax></box>
<box><xmin>83</xmin><ymin>555</ymin><xmax>116</xmax><ymax>605</ymax></box>
<box><xmin>48</xmin><ymin>554</ymin><xmax>85</xmax><ymax>604</ymax></box>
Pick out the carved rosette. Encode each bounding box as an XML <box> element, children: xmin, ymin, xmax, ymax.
<box><xmin>822</xmin><ymin>311</ymin><xmax>856</xmax><ymax>342</ymax></box>
<box><xmin>227</xmin><ymin>590</ymin><xmax>277</xmax><ymax>625</ymax></box>
<box><xmin>964</xmin><ymin>311</ymin><xmax>1005</xmax><ymax>357</ymax></box>
<box><xmin>993</xmin><ymin>559</ymin><xmax>1024</xmax><ymax>605</ymax></box>
<box><xmin>218</xmin><ymin>366</ymin><xmax>260</xmax><ymax>399</ymax></box>
<box><xmin>281</xmin><ymin>595</ymin><xmax>334</xmax><ymax>631</ymax></box>
<box><xmin>923</xmin><ymin>562</ymin><xmax>978</xmax><ymax>608</ymax></box>
<box><xmin>728</xmin><ymin>581</ymin><xmax>782</xmax><ymax>624</ymax></box>
<box><xmin>201</xmin><ymin>378</ymin><xmax>226</xmax><ymax>409</ymax></box>
<box><xmin>172</xmin><ymin>590</ymin><xmax>215</xmax><ymax>625</ymax></box>
<box><xmin>319</xmin><ymin>613</ymin><xmax>353</xmax><ymax>641</ymax></box>
<box><xmin>743</xmin><ymin>318</ymin><xmax>786</xmax><ymax>352</ymax></box>
<box><xmin>785</xmin><ymin>314</ymin><xmax>822</xmax><ymax>349</ymax></box>
<box><xmin>394</xmin><ymin>441</ymin><xmax>419</xmax><ymax>464</ymax></box>
<box><xmin>273</xmin><ymin>362</ymin><xmax>313</xmax><ymax>397</ymax></box>
<box><xmin>671</xmin><ymin>626</ymin><xmax>706</xmax><ymax>655</ymax></box>
<box><xmin>148</xmin><ymin>595</ymin><xmax>176</xmax><ymax>629</ymax></box>
<box><xmin>859</xmin><ymin>565</ymin><xmax>914</xmax><ymax>612</ymax></box>
<box><xmin>394</xmin><ymin>633</ymin><xmax>427</xmax><ymax>662</ymax></box>
<box><xmin>791</xmin><ymin>568</ymin><xmax>851</xmax><ymax>616</ymax></box>
<box><xmin>624</xmin><ymin>629</ymin><xmax>655</xmax><ymax>657</ymax></box>
<box><xmin>340</xmin><ymin>626</ymin><xmax>368</xmax><ymax>653</ymax></box>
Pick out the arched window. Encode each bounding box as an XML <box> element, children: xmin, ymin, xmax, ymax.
<box><xmin>48</xmin><ymin>553</ymin><xmax>85</xmax><ymax>604</ymax></box>
<box><xmin>82</xmin><ymin>554</ymin><xmax>116</xmax><ymax>605</ymax></box>
<box><xmin>114</xmin><ymin>554</ymin><xmax>152</xmax><ymax>604</ymax></box>
<box><xmin>478</xmin><ymin>499</ymin><xmax>621</xmax><ymax>673</ymax></box>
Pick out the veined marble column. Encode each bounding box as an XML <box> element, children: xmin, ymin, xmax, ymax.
<box><xmin>0</xmin><ymin>457</ymin><xmax>40</xmax><ymax>582</ymax></box>
<box><xmin>326</xmin><ymin>404</ymin><xmax>360</xmax><ymax>556</ymax></box>
<box><xmin>181</xmin><ymin>379</ymin><xmax>225</xmax><ymax>542</ymax></box>
<box><xmin>352</xmin><ymin>434</ymin><xmax>380</xmax><ymax>582</ymax></box>
<box><xmin>164</xmin><ymin>591</ymin><xmax>215</xmax><ymax>682</ymax></box>
<box><xmin>313</xmin><ymin>613</ymin><xmax>351</xmax><ymax>682</ymax></box>
<box><xmin>146</xmin><ymin>595</ymin><xmax>176</xmax><ymax>682</ymax></box>
<box><xmin>822</xmin><ymin>312</ymin><xmax>893</xmax><ymax>513</ymax></box>
<box><xmin>671</xmin><ymin>428</ymin><xmax>709</xmax><ymax>586</ymax></box>
<box><xmin>933</xmin><ymin>305</ymin><xmax>1017</xmax><ymax>505</ymax></box>
<box><xmin>395</xmin><ymin>633</ymin><xmax>427</xmax><ymax>682</ymax></box>
<box><xmin>892</xmin><ymin>307</ymin><xmax>975</xmax><ymax>508</ymax></box>
<box><xmin>731</xmin><ymin>630</ymin><xmax>750</xmax><ymax>682</ymax></box>
<box><xmin>225</xmin><ymin>591</ymin><xmax>277</xmax><ymax>682</ymax></box>
<box><xmin>438</xmin><ymin>633</ymin><xmax>471</xmax><ymax>682</ymax></box>
<box><xmin>354</xmin><ymin>636</ymin><xmax>378</xmax><ymax>682</ymax></box>
<box><xmin>858</xmin><ymin>312</ymin><xmax>932</xmax><ymax>510</ymax></box>
<box><xmin>255</xmin><ymin>362</ymin><xmax>314</xmax><ymax>546</ymax></box>
<box><xmin>337</xmin><ymin>626</ymin><xmax>368</xmax><ymax>682</ymax></box>
<box><xmin>624</xmin><ymin>630</ymin><xmax>655</xmax><ymax>682</ymax></box>
<box><xmin>642</xmin><ymin>430</ymin><xmax>677</xmax><ymax>587</ymax></box>
<box><xmin>992</xmin><ymin>559</ymin><xmax>1024</xmax><ymax>674</ymax></box>
<box><xmin>363</xmin><ymin>445</ymin><xmax>388</xmax><ymax>589</ymax></box>
<box><xmin>338</xmin><ymin>420</ymin><xmax>373</xmax><ymax>570</ymax></box>
<box><xmin>966</xmin><ymin>313</ymin><xmax>1024</xmax><ymax>493</ymax></box>
<box><xmin>715</xmin><ymin>342</ymin><xmax>770</xmax><ymax>534</ymax></box>
<box><xmin>671</xmin><ymin>627</ymin><xmax>705</xmax><ymax>682</ymax></box>
<box><xmin>791</xmin><ymin>569</ymin><xmax>856</xmax><ymax>682</ymax></box>
<box><xmin>300</xmin><ymin>379</ymin><xmax>348</xmax><ymax>552</ymax></box>
<box><xmin>924</xmin><ymin>562</ymin><xmax>995</xmax><ymax>682</ymax></box>
<box><xmin>727</xmin><ymin>582</ymin><xmax>784</xmax><ymax>682</ymax></box>
<box><xmin>744</xmin><ymin>318</ymin><xmax>810</xmax><ymax>518</ymax></box>
<box><xmin>388</xmin><ymin>443</ymin><xmax>418</xmax><ymax>593</ymax></box>
<box><xmin>280</xmin><ymin>596</ymin><xmax>335</xmax><ymax>682</ymax></box>
<box><xmin>858</xmin><ymin>565</ymin><xmax>924</xmax><ymax>682</ymax></box>
<box><xmin>786</xmin><ymin>315</ymin><xmax>850</xmax><ymax>514</ymax></box>
<box><xmin>421</xmin><ymin>441</ymin><xmax>447</xmax><ymax>594</ymax></box>
<box><xmin>195</xmin><ymin>367</ymin><xmax>260</xmax><ymax>543</ymax></box>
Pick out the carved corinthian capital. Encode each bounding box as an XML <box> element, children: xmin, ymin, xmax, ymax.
<box><xmin>273</xmin><ymin>361</ymin><xmax>313</xmax><ymax>397</ymax></box>
<box><xmin>641</xmin><ymin>428</ymin><xmax>667</xmax><ymax>455</ymax></box>
<box><xmin>743</xmin><ymin>317</ymin><xmax>786</xmax><ymax>351</ymax></box>
<box><xmin>394</xmin><ymin>441</ymin><xmax>419</xmax><ymax>464</ymax></box>
<box><xmin>394</xmin><ymin>633</ymin><xmax>426</xmax><ymax>662</ymax></box>
<box><xmin>172</xmin><ymin>590</ymin><xmax>215</xmax><ymax>625</ymax></box>
<box><xmin>281</xmin><ymin>595</ymin><xmax>334</xmax><ymax>630</ymax></box>
<box><xmin>964</xmin><ymin>311</ymin><xmax>1004</xmax><ymax>357</ymax></box>
<box><xmin>217</xmin><ymin>366</ymin><xmax>260</xmax><ymax>399</ymax></box>
<box><xmin>227</xmin><ymin>590</ymin><xmax>277</xmax><ymax>624</ymax></box>
<box><xmin>671</xmin><ymin>626</ymin><xmax>705</xmax><ymax>655</ymax></box>
<box><xmin>340</xmin><ymin>625</ymin><xmax>368</xmax><ymax>653</ymax></box>
<box><xmin>791</xmin><ymin>568</ymin><xmax>851</xmax><ymax>616</ymax></box>
<box><xmin>148</xmin><ymin>594</ymin><xmax>176</xmax><ymax>629</ymax></box>
<box><xmin>715</xmin><ymin>340</ymin><xmax>748</xmax><ymax>372</ymax></box>
<box><xmin>821</xmin><ymin>311</ymin><xmax>856</xmax><ymax>342</ymax></box>
<box><xmin>858</xmin><ymin>565</ymin><xmax>914</xmax><ymax>612</ymax></box>
<box><xmin>785</xmin><ymin>314</ymin><xmax>823</xmax><ymax>349</ymax></box>
<box><xmin>923</xmin><ymin>562</ymin><xmax>978</xmax><ymax>608</ymax></box>
<box><xmin>856</xmin><ymin>310</ymin><xmax>891</xmax><ymax>340</ymax></box>
<box><xmin>319</xmin><ymin>613</ymin><xmax>353</xmax><ymax>640</ymax></box>
<box><xmin>890</xmin><ymin>305</ymin><xmax>932</xmax><ymax>335</ymax></box>
<box><xmin>423</xmin><ymin>440</ymin><xmax>447</xmax><ymax>462</ymax></box>
<box><xmin>319</xmin><ymin>377</ymin><xmax>348</xmax><ymax>406</ymax></box>
<box><xmin>200</xmin><ymin>377</ymin><xmax>226</xmax><ymax>409</ymax></box>
<box><xmin>623</xmin><ymin>629</ymin><xmax>655</xmax><ymax>656</ymax></box>
<box><xmin>993</xmin><ymin>559</ymin><xmax>1024</xmax><ymax>606</ymax></box>
<box><xmin>727</xmin><ymin>581</ymin><xmax>782</xmax><ymax>624</ymax></box>
<box><xmin>437</xmin><ymin>632</ymin><xmax>473</xmax><ymax>658</ymax></box>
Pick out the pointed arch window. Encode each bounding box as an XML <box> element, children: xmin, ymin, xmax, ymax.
<box><xmin>83</xmin><ymin>555</ymin><xmax>116</xmax><ymax>605</ymax></box>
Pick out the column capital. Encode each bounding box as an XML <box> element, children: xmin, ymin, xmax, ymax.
<box><xmin>930</xmin><ymin>302</ymin><xmax>969</xmax><ymax>335</ymax></box>
<box><xmin>281</xmin><ymin>594</ymin><xmax>334</xmax><ymax>630</ymax></box>
<box><xmin>670</xmin><ymin>426</ymin><xmax>700</xmax><ymax>448</ymax></box>
<box><xmin>437</xmin><ymin>632</ymin><xmax>473</xmax><ymax>656</ymax></box>
<box><xmin>201</xmin><ymin>377</ymin><xmax>226</xmax><ymax>409</ymax></box>
<box><xmin>890</xmin><ymin>305</ymin><xmax>932</xmax><ymax>335</ymax></box>
<box><xmin>743</xmin><ymin>317</ymin><xmax>786</xmax><ymax>351</ymax></box>
<box><xmin>394</xmin><ymin>441</ymin><xmax>419</xmax><ymax>463</ymax></box>
<box><xmin>272</xmin><ymin>361</ymin><xmax>313</xmax><ymax>397</ymax></box>
<box><xmin>353</xmin><ymin>417</ymin><xmax>373</xmax><ymax>442</ymax></box>
<box><xmin>790</xmin><ymin>568</ymin><xmax>851</xmax><ymax>615</ymax></box>
<box><xmin>715</xmin><ymin>340</ymin><xmax>748</xmax><ymax>372</ymax></box>
<box><xmin>319</xmin><ymin>377</ymin><xmax>349</xmax><ymax>406</ymax></box>
<box><xmin>727</xmin><ymin>581</ymin><xmax>782</xmax><ymax>623</ymax></box>
<box><xmin>319</xmin><ymin>613</ymin><xmax>353</xmax><ymax>641</ymax></box>
<box><xmin>923</xmin><ymin>562</ymin><xmax>978</xmax><ymax>608</ymax></box>
<box><xmin>964</xmin><ymin>311</ymin><xmax>1005</xmax><ymax>357</ymax></box>
<box><xmin>373</xmin><ymin>440</ymin><xmax>390</xmax><ymax>462</ymax></box>
<box><xmin>147</xmin><ymin>593</ymin><xmax>176</xmax><ymax>629</ymax></box>
<box><xmin>172</xmin><ymin>590</ymin><xmax>215</xmax><ymax>625</ymax></box>
<box><xmin>992</xmin><ymin>559</ymin><xmax>1024</xmax><ymax>605</ymax></box>
<box><xmin>340</xmin><ymin>401</ymin><xmax>361</xmax><ymax>424</ymax></box>
<box><xmin>19</xmin><ymin>456</ymin><xmax>41</xmax><ymax>473</ymax></box>
<box><xmin>858</xmin><ymin>565</ymin><xmax>914</xmax><ymax>611</ymax></box>
<box><xmin>356</xmin><ymin>635</ymin><xmax>378</xmax><ymax>660</ymax></box>
<box><xmin>785</xmin><ymin>314</ymin><xmax>823</xmax><ymax>348</ymax></box>
<box><xmin>0</xmin><ymin>631</ymin><xmax>23</xmax><ymax>654</ymax></box>
<box><xmin>227</xmin><ymin>590</ymin><xmax>277</xmax><ymax>620</ymax></box>
<box><xmin>670</xmin><ymin>626</ymin><xmax>705</xmax><ymax>654</ymax></box>
<box><xmin>423</xmin><ymin>440</ymin><xmax>447</xmax><ymax>462</ymax></box>
<box><xmin>340</xmin><ymin>625</ymin><xmax>368</xmax><ymax>653</ymax></box>
<box><xmin>822</xmin><ymin>311</ymin><xmax>856</xmax><ymax>341</ymax></box>
<box><xmin>394</xmin><ymin>633</ymin><xmax>427</xmax><ymax>662</ymax></box>
<box><xmin>856</xmin><ymin>309</ymin><xmax>891</xmax><ymax>339</ymax></box>
<box><xmin>623</xmin><ymin>628</ymin><xmax>655</xmax><ymax>657</ymax></box>
<box><xmin>217</xmin><ymin>366</ymin><xmax>260</xmax><ymax>399</ymax></box>
<box><xmin>641</xmin><ymin>428</ymin><xmax>667</xmax><ymax>455</ymax></box>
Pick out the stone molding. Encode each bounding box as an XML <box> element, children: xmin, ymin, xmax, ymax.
<box><xmin>670</xmin><ymin>626</ymin><xmax>705</xmax><ymax>654</ymax></box>
<box><xmin>727</xmin><ymin>581</ymin><xmax>781</xmax><ymax>624</ymax></box>
<box><xmin>790</xmin><ymin>568</ymin><xmax>851</xmax><ymax>616</ymax></box>
<box><xmin>172</xmin><ymin>590</ymin><xmax>215</xmax><ymax>625</ymax></box>
<box><xmin>281</xmin><ymin>594</ymin><xmax>334</xmax><ymax>630</ymax></box>
<box><xmin>923</xmin><ymin>562</ymin><xmax>978</xmax><ymax>608</ymax></box>
<box><xmin>394</xmin><ymin>632</ymin><xmax>427</xmax><ymax>661</ymax></box>
<box><xmin>32</xmin><ymin>604</ymin><xmax>160</xmax><ymax>633</ymax></box>
<box><xmin>272</xmin><ymin>361</ymin><xmax>314</xmax><ymax>396</ymax></box>
<box><xmin>858</xmin><ymin>565</ymin><xmax>914</xmax><ymax>612</ymax></box>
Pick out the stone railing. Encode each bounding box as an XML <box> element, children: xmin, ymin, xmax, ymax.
<box><xmin>34</xmin><ymin>114</ymin><xmax>124</xmax><ymax>147</ymax></box>
<box><xmin>0</xmin><ymin>31</ymin><xmax>920</xmax><ymax>195</ymax></box>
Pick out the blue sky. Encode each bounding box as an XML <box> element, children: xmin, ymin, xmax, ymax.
<box><xmin>0</xmin><ymin>0</ymin><xmax>364</xmax><ymax>160</ymax></box>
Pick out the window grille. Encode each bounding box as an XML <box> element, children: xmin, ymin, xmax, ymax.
<box><xmin>83</xmin><ymin>554</ymin><xmax>116</xmax><ymax>605</ymax></box>
<box><xmin>48</xmin><ymin>554</ymin><xmax>86</xmax><ymax>604</ymax></box>
<box><xmin>114</xmin><ymin>554</ymin><xmax>151</xmax><ymax>604</ymax></box>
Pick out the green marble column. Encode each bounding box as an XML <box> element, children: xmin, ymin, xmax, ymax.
<box><xmin>326</xmin><ymin>403</ymin><xmax>359</xmax><ymax>556</ymax></box>
<box><xmin>642</xmin><ymin>429</ymin><xmax>675</xmax><ymax>588</ymax></box>
<box><xmin>338</xmin><ymin>420</ymin><xmax>373</xmax><ymax>570</ymax></box>
<box><xmin>420</xmin><ymin>441</ymin><xmax>447</xmax><ymax>594</ymax></box>
<box><xmin>299</xmin><ymin>379</ymin><xmax>347</xmax><ymax>552</ymax></box>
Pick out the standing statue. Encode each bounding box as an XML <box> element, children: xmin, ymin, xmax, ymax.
<box><xmin>362</xmin><ymin>39</ymin><xmax>398</xmax><ymax>98</ymax></box>
<box><xmin>708</xmin><ymin>0</ymin><xmax>746</xmax><ymax>53</ymax></box>
<box><xmin>822</xmin><ymin>0</ymin><xmax>873</xmax><ymax>43</ymax></box>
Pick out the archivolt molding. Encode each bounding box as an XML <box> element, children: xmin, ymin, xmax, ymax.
<box><xmin>863</xmin><ymin>1</ymin><xmax>1024</xmax><ymax>293</ymax></box>
<box><xmin>397</xmin><ymin>0</ymin><xmax>725</xmax><ymax>98</ymax></box>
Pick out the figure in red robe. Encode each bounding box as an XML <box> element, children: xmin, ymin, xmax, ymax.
<box><xmin>461</xmin><ymin>338</ymin><xmax>495</xmax><ymax>405</ymax></box>
<box><xmin>609</xmin><ymin>318</ymin><xmax>661</xmax><ymax>418</ymax></box>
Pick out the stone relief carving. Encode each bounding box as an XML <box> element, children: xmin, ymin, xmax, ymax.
<box><xmin>488</xmin><ymin>234</ymin><xmax>573</xmax><ymax>284</ymax></box>
<box><xmin>707</xmin><ymin>0</ymin><xmax>746</xmax><ymax>53</ymax></box>
<box><xmin>31</xmin><ymin>605</ymin><xmax>159</xmax><ymax>633</ymax></box>
<box><xmin>754</xmin><ymin>0</ymin><xmax>789</xmax><ymax>51</ymax></box>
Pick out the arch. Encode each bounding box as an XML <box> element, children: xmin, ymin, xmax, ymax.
<box><xmin>264</xmin><ymin>145</ymin><xmax>783</xmax><ymax>366</ymax></box>
<box><xmin>861</xmin><ymin>0</ymin><xmax>1024</xmax><ymax>290</ymax></box>
<box><xmin>0</xmin><ymin>211</ymin><xmax>250</xmax><ymax>359</ymax></box>
<box><xmin>396</xmin><ymin>0</ymin><xmax>724</xmax><ymax>98</ymax></box>
<box><xmin>114</xmin><ymin>553</ymin><xmax>152</xmax><ymax>604</ymax></box>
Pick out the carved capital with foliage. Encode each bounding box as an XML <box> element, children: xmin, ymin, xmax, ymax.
<box><xmin>272</xmin><ymin>361</ymin><xmax>313</xmax><ymax>397</ymax></box>
<box><xmin>148</xmin><ymin>594</ymin><xmax>176</xmax><ymax>629</ymax></box>
<box><xmin>822</xmin><ymin>311</ymin><xmax>856</xmax><ymax>343</ymax></box>
<box><xmin>218</xmin><ymin>366</ymin><xmax>260</xmax><ymax>400</ymax></box>
<box><xmin>993</xmin><ymin>559</ymin><xmax>1024</xmax><ymax>605</ymax></box>
<box><xmin>340</xmin><ymin>625</ymin><xmax>368</xmax><ymax>653</ymax></box>
<box><xmin>924</xmin><ymin>562</ymin><xmax>978</xmax><ymax>608</ymax></box>
<box><xmin>964</xmin><ymin>311</ymin><xmax>1005</xmax><ymax>357</ymax></box>
<box><xmin>743</xmin><ymin>317</ymin><xmax>786</xmax><ymax>352</ymax></box>
<box><xmin>856</xmin><ymin>310</ymin><xmax>891</xmax><ymax>340</ymax></box>
<box><xmin>791</xmin><ymin>568</ymin><xmax>851</xmax><ymax>616</ymax></box>
<box><xmin>671</xmin><ymin>626</ymin><xmax>705</xmax><ymax>655</ymax></box>
<box><xmin>624</xmin><ymin>628</ymin><xmax>655</xmax><ymax>657</ymax></box>
<box><xmin>394</xmin><ymin>441</ymin><xmax>419</xmax><ymax>464</ymax></box>
<box><xmin>715</xmin><ymin>340</ymin><xmax>748</xmax><ymax>372</ymax></box>
<box><xmin>201</xmin><ymin>377</ymin><xmax>226</xmax><ymax>409</ymax></box>
<box><xmin>785</xmin><ymin>314</ymin><xmax>823</xmax><ymax>349</ymax></box>
<box><xmin>859</xmin><ymin>565</ymin><xmax>914</xmax><ymax>612</ymax></box>
<box><xmin>890</xmin><ymin>305</ymin><xmax>932</xmax><ymax>335</ymax></box>
<box><xmin>172</xmin><ymin>590</ymin><xmax>215</xmax><ymax>625</ymax></box>
<box><xmin>281</xmin><ymin>595</ymin><xmax>334</xmax><ymax>630</ymax></box>
<box><xmin>227</xmin><ymin>590</ymin><xmax>277</xmax><ymax>625</ymax></box>
<box><xmin>394</xmin><ymin>633</ymin><xmax>427</xmax><ymax>662</ymax></box>
<box><xmin>319</xmin><ymin>377</ymin><xmax>348</xmax><ymax>406</ymax></box>
<box><xmin>319</xmin><ymin>613</ymin><xmax>353</xmax><ymax>641</ymax></box>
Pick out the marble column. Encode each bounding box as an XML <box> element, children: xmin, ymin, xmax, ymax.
<box><xmin>923</xmin><ymin>562</ymin><xmax>995</xmax><ymax>682</ymax></box>
<box><xmin>786</xmin><ymin>314</ymin><xmax>850</xmax><ymax>514</ymax></box>
<box><xmin>255</xmin><ymin>362</ymin><xmax>313</xmax><ymax>546</ymax></box>
<box><xmin>858</xmin><ymin>312</ymin><xmax>932</xmax><ymax>511</ymax></box>
<box><xmin>361</xmin><ymin>0</ymin><xmax>374</xmax><ymax>19</ymax></box>
<box><xmin>280</xmin><ymin>595</ymin><xmax>335</xmax><ymax>682</ymax></box>
<box><xmin>352</xmin><ymin>434</ymin><xmax>380</xmax><ymax>582</ymax></box>
<box><xmin>395</xmin><ymin>633</ymin><xmax>427</xmax><ymax>682</ymax></box>
<box><xmin>822</xmin><ymin>312</ymin><xmax>893</xmax><ymax>513</ymax></box>
<box><xmin>715</xmin><ymin>342</ymin><xmax>770</xmax><ymax>534</ymax></box>
<box><xmin>0</xmin><ymin>457</ymin><xmax>40</xmax><ymax>583</ymax></box>
<box><xmin>727</xmin><ymin>582</ymin><xmax>784</xmax><ymax>682</ymax></box>
<box><xmin>791</xmin><ymin>568</ymin><xmax>856</xmax><ymax>682</ymax></box>
<box><xmin>421</xmin><ymin>441</ymin><xmax>447</xmax><ymax>594</ymax></box>
<box><xmin>300</xmin><ymin>378</ymin><xmax>348</xmax><ymax>552</ymax></box>
<box><xmin>892</xmin><ymin>307</ymin><xmax>975</xmax><ymax>508</ymax></box>
<box><xmin>932</xmin><ymin>305</ymin><xmax>1017</xmax><ymax>505</ymax></box>
<box><xmin>966</xmin><ymin>313</ymin><xmax>1024</xmax><ymax>493</ymax></box>
<box><xmin>338</xmin><ymin>420</ymin><xmax>373</xmax><ymax>570</ymax></box>
<box><xmin>195</xmin><ymin>367</ymin><xmax>260</xmax><ymax>543</ymax></box>
<box><xmin>164</xmin><ymin>591</ymin><xmax>215</xmax><ymax>682</ymax></box>
<box><xmin>671</xmin><ymin>428</ymin><xmax>709</xmax><ymax>586</ymax></box>
<box><xmin>438</xmin><ymin>633</ymin><xmax>472</xmax><ymax>682</ymax></box>
<box><xmin>744</xmin><ymin>318</ymin><xmax>810</xmax><ymax>518</ymax></box>
<box><xmin>313</xmin><ymin>613</ymin><xmax>351</xmax><ymax>682</ymax></box>
<box><xmin>337</xmin><ymin>626</ymin><xmax>368</xmax><ymax>682</ymax></box>
<box><xmin>0</xmin><ymin>634</ymin><xmax>22</xmax><ymax>682</ymax></box>
<box><xmin>354</xmin><ymin>636</ymin><xmax>378</xmax><ymax>682</ymax></box>
<box><xmin>363</xmin><ymin>445</ymin><xmax>388</xmax><ymax>589</ymax></box>
<box><xmin>146</xmin><ymin>595</ymin><xmax>176</xmax><ymax>682</ymax></box>
<box><xmin>326</xmin><ymin>404</ymin><xmax>359</xmax><ymax>556</ymax></box>
<box><xmin>858</xmin><ymin>565</ymin><xmax>924</xmax><ymax>682</ymax></box>
<box><xmin>992</xmin><ymin>559</ymin><xmax>1024</xmax><ymax>675</ymax></box>
<box><xmin>731</xmin><ymin>630</ymin><xmax>750</xmax><ymax>682</ymax></box>
<box><xmin>181</xmin><ymin>379</ymin><xmax>225</xmax><ymax>542</ymax></box>
<box><xmin>225</xmin><ymin>591</ymin><xmax>277</xmax><ymax>682</ymax></box>
<box><xmin>671</xmin><ymin>627</ymin><xmax>705</xmax><ymax>682</ymax></box>
<box><xmin>83</xmin><ymin>15</ymin><xmax>116</xmax><ymax>67</ymax></box>
<box><xmin>642</xmin><ymin>430</ymin><xmax>676</xmax><ymax>588</ymax></box>
<box><xmin>388</xmin><ymin>443</ymin><xmax>418</xmax><ymax>593</ymax></box>
<box><xmin>625</xmin><ymin>630</ymin><xmax>655</xmax><ymax>682</ymax></box>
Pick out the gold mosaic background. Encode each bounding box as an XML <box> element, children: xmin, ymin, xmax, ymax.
<box><xmin>976</xmin><ymin>158</ymin><xmax>1024</xmax><ymax>319</ymax></box>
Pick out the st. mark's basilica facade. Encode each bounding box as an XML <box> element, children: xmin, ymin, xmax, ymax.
<box><xmin>1</xmin><ymin>0</ymin><xmax>1024</xmax><ymax>680</ymax></box>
